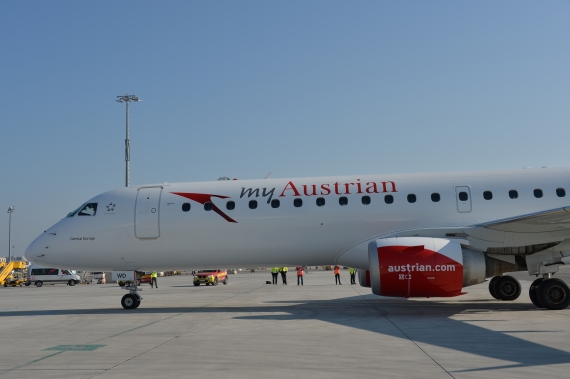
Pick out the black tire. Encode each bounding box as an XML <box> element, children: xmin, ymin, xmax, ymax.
<box><xmin>223</xmin><ymin>276</ymin><xmax>228</xmax><ymax>285</ymax></box>
<box><xmin>529</xmin><ymin>278</ymin><xmax>544</xmax><ymax>308</ymax></box>
<box><xmin>35</xmin><ymin>281</ymin><xmax>43</xmax><ymax>287</ymax></box>
<box><xmin>68</xmin><ymin>280</ymin><xmax>76</xmax><ymax>286</ymax></box>
<box><xmin>495</xmin><ymin>275</ymin><xmax>521</xmax><ymax>301</ymax></box>
<box><xmin>133</xmin><ymin>299</ymin><xmax>141</xmax><ymax>309</ymax></box>
<box><xmin>206</xmin><ymin>283</ymin><xmax>210</xmax><ymax>286</ymax></box>
<box><xmin>488</xmin><ymin>276</ymin><xmax>500</xmax><ymax>299</ymax></box>
<box><xmin>121</xmin><ymin>294</ymin><xmax>138</xmax><ymax>310</ymax></box>
<box><xmin>213</xmin><ymin>278</ymin><xmax>218</xmax><ymax>286</ymax></box>
<box><xmin>194</xmin><ymin>282</ymin><xmax>200</xmax><ymax>286</ymax></box>
<box><xmin>538</xmin><ymin>278</ymin><xmax>570</xmax><ymax>310</ymax></box>
<box><xmin>24</xmin><ymin>282</ymin><xmax>30</xmax><ymax>287</ymax></box>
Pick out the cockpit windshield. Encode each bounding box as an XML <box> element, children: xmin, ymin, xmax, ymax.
<box><xmin>78</xmin><ymin>203</ymin><xmax>98</xmax><ymax>216</ymax></box>
<box><xmin>67</xmin><ymin>204</ymin><xmax>84</xmax><ymax>217</ymax></box>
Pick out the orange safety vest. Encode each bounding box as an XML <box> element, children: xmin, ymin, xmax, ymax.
<box><xmin>334</xmin><ymin>266</ymin><xmax>340</xmax><ymax>275</ymax></box>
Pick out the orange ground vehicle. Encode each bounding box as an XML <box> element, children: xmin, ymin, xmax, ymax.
<box><xmin>193</xmin><ymin>269</ymin><xmax>228</xmax><ymax>286</ymax></box>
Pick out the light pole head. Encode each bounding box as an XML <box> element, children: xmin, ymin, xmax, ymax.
<box><xmin>7</xmin><ymin>206</ymin><xmax>14</xmax><ymax>213</ymax></box>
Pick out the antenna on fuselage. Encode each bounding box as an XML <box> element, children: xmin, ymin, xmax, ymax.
<box><xmin>264</xmin><ymin>172</ymin><xmax>272</xmax><ymax>179</ymax></box>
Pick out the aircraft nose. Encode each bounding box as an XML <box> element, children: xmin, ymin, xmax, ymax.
<box><xmin>24</xmin><ymin>233</ymin><xmax>47</xmax><ymax>263</ymax></box>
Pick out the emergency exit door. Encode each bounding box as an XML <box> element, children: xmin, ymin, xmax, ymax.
<box><xmin>135</xmin><ymin>187</ymin><xmax>162</xmax><ymax>239</ymax></box>
<box><xmin>455</xmin><ymin>186</ymin><xmax>472</xmax><ymax>213</ymax></box>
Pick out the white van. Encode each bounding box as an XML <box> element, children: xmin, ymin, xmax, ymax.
<box><xmin>26</xmin><ymin>265</ymin><xmax>81</xmax><ymax>287</ymax></box>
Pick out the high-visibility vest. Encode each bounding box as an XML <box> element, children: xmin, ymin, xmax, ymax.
<box><xmin>281</xmin><ymin>267</ymin><xmax>288</xmax><ymax>273</ymax></box>
<box><xmin>334</xmin><ymin>267</ymin><xmax>340</xmax><ymax>275</ymax></box>
<box><xmin>349</xmin><ymin>268</ymin><xmax>355</xmax><ymax>274</ymax></box>
<box><xmin>151</xmin><ymin>271</ymin><xmax>157</xmax><ymax>278</ymax></box>
<box><xmin>271</xmin><ymin>268</ymin><xmax>279</xmax><ymax>273</ymax></box>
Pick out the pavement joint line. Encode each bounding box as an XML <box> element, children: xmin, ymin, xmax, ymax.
<box><xmin>87</xmin><ymin>312</ymin><xmax>231</xmax><ymax>379</ymax></box>
<box><xmin>0</xmin><ymin>351</ymin><xmax>64</xmax><ymax>377</ymax></box>
<box><xmin>0</xmin><ymin>282</ymin><xmax>270</xmax><ymax>377</ymax></box>
<box><xmin>347</xmin><ymin>274</ymin><xmax>456</xmax><ymax>379</ymax></box>
<box><xmin>87</xmin><ymin>283</ymin><xmax>274</xmax><ymax>378</ymax></box>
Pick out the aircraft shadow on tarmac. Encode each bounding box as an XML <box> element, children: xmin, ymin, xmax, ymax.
<box><xmin>1</xmin><ymin>297</ymin><xmax>568</xmax><ymax>372</ymax></box>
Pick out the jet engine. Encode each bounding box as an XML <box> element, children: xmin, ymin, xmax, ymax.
<box><xmin>367</xmin><ymin>237</ymin><xmax>522</xmax><ymax>298</ymax></box>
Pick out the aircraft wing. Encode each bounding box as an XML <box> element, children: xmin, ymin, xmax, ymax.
<box><xmin>480</xmin><ymin>206</ymin><xmax>570</xmax><ymax>233</ymax></box>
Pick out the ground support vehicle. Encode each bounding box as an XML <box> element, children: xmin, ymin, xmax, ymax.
<box><xmin>193</xmin><ymin>270</ymin><xmax>228</xmax><ymax>286</ymax></box>
<box><xmin>1</xmin><ymin>261</ymin><xmax>28</xmax><ymax>287</ymax></box>
<box><xmin>25</xmin><ymin>265</ymin><xmax>80</xmax><ymax>287</ymax></box>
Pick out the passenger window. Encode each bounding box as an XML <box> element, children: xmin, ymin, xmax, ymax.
<box><xmin>407</xmin><ymin>194</ymin><xmax>416</xmax><ymax>203</ymax></box>
<box><xmin>78</xmin><ymin>203</ymin><xmax>98</xmax><ymax>216</ymax></box>
<box><xmin>431</xmin><ymin>193</ymin><xmax>440</xmax><ymax>202</ymax></box>
<box><xmin>557</xmin><ymin>188</ymin><xmax>566</xmax><ymax>197</ymax></box>
<box><xmin>458</xmin><ymin>192</ymin><xmax>468</xmax><ymax>201</ymax></box>
<box><xmin>204</xmin><ymin>202</ymin><xmax>213</xmax><ymax>211</ymax></box>
<box><xmin>509</xmin><ymin>190</ymin><xmax>518</xmax><ymax>199</ymax></box>
<box><xmin>271</xmin><ymin>199</ymin><xmax>280</xmax><ymax>208</ymax></box>
<box><xmin>385</xmin><ymin>195</ymin><xmax>394</xmax><ymax>204</ymax></box>
<box><xmin>339</xmin><ymin>197</ymin><xmax>348</xmax><ymax>206</ymax></box>
<box><xmin>361</xmin><ymin>196</ymin><xmax>371</xmax><ymax>205</ymax></box>
<box><xmin>534</xmin><ymin>189</ymin><xmax>543</xmax><ymax>198</ymax></box>
<box><xmin>249</xmin><ymin>200</ymin><xmax>257</xmax><ymax>209</ymax></box>
<box><xmin>182</xmin><ymin>203</ymin><xmax>191</xmax><ymax>212</ymax></box>
<box><xmin>316</xmin><ymin>197</ymin><xmax>325</xmax><ymax>207</ymax></box>
<box><xmin>294</xmin><ymin>198</ymin><xmax>303</xmax><ymax>207</ymax></box>
<box><xmin>483</xmin><ymin>191</ymin><xmax>493</xmax><ymax>200</ymax></box>
<box><xmin>226</xmin><ymin>201</ymin><xmax>235</xmax><ymax>210</ymax></box>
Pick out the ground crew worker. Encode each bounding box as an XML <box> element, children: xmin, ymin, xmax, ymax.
<box><xmin>334</xmin><ymin>265</ymin><xmax>341</xmax><ymax>285</ymax></box>
<box><xmin>271</xmin><ymin>267</ymin><xmax>279</xmax><ymax>285</ymax></box>
<box><xmin>349</xmin><ymin>267</ymin><xmax>356</xmax><ymax>284</ymax></box>
<box><xmin>280</xmin><ymin>267</ymin><xmax>288</xmax><ymax>285</ymax></box>
<box><xmin>150</xmin><ymin>271</ymin><xmax>158</xmax><ymax>288</ymax></box>
<box><xmin>296</xmin><ymin>266</ymin><xmax>305</xmax><ymax>286</ymax></box>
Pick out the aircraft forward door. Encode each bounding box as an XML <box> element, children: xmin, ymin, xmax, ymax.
<box><xmin>455</xmin><ymin>186</ymin><xmax>472</xmax><ymax>213</ymax></box>
<box><xmin>135</xmin><ymin>187</ymin><xmax>162</xmax><ymax>239</ymax></box>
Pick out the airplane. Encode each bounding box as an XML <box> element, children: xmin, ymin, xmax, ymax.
<box><xmin>24</xmin><ymin>166</ymin><xmax>570</xmax><ymax>310</ymax></box>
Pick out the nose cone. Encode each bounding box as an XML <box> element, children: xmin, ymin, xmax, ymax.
<box><xmin>24</xmin><ymin>233</ymin><xmax>47</xmax><ymax>264</ymax></box>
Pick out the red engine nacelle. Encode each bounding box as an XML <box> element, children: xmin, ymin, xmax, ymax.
<box><xmin>369</xmin><ymin>237</ymin><xmax>464</xmax><ymax>298</ymax></box>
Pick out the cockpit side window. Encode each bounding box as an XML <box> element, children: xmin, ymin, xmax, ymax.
<box><xmin>78</xmin><ymin>203</ymin><xmax>98</xmax><ymax>216</ymax></box>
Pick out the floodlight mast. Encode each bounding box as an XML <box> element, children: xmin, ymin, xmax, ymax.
<box><xmin>116</xmin><ymin>93</ymin><xmax>141</xmax><ymax>187</ymax></box>
<box><xmin>7</xmin><ymin>206</ymin><xmax>14</xmax><ymax>262</ymax></box>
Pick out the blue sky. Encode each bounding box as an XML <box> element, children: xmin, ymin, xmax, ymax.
<box><xmin>1</xmin><ymin>1</ymin><xmax>570</xmax><ymax>255</ymax></box>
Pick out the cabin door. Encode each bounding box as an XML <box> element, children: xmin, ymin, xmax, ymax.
<box><xmin>135</xmin><ymin>187</ymin><xmax>162</xmax><ymax>239</ymax></box>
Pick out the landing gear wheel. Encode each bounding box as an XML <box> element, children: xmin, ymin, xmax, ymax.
<box><xmin>121</xmin><ymin>294</ymin><xmax>139</xmax><ymax>310</ymax></box>
<box><xmin>529</xmin><ymin>278</ymin><xmax>544</xmax><ymax>308</ymax></box>
<box><xmin>213</xmin><ymin>278</ymin><xmax>218</xmax><ymax>286</ymax></box>
<box><xmin>133</xmin><ymin>299</ymin><xmax>141</xmax><ymax>309</ymax></box>
<box><xmin>494</xmin><ymin>275</ymin><xmax>521</xmax><ymax>301</ymax></box>
<box><xmin>35</xmin><ymin>281</ymin><xmax>43</xmax><ymax>287</ymax></box>
<box><xmin>223</xmin><ymin>276</ymin><xmax>228</xmax><ymax>285</ymax></box>
<box><xmin>488</xmin><ymin>276</ymin><xmax>500</xmax><ymax>299</ymax></box>
<box><xmin>538</xmin><ymin>278</ymin><xmax>570</xmax><ymax>310</ymax></box>
<box><xmin>68</xmin><ymin>280</ymin><xmax>76</xmax><ymax>286</ymax></box>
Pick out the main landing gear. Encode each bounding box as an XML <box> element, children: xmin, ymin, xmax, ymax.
<box><xmin>489</xmin><ymin>274</ymin><xmax>570</xmax><ymax>310</ymax></box>
<box><xmin>120</xmin><ymin>282</ymin><xmax>142</xmax><ymax>310</ymax></box>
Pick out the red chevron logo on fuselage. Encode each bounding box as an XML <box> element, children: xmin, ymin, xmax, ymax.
<box><xmin>171</xmin><ymin>192</ymin><xmax>237</xmax><ymax>223</ymax></box>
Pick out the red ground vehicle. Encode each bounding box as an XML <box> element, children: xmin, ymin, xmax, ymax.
<box><xmin>193</xmin><ymin>270</ymin><xmax>228</xmax><ymax>286</ymax></box>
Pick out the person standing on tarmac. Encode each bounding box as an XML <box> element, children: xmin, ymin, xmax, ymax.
<box><xmin>296</xmin><ymin>266</ymin><xmax>304</xmax><ymax>286</ymax></box>
<box><xmin>271</xmin><ymin>267</ymin><xmax>279</xmax><ymax>285</ymax></box>
<box><xmin>349</xmin><ymin>267</ymin><xmax>356</xmax><ymax>284</ymax></box>
<box><xmin>334</xmin><ymin>266</ymin><xmax>342</xmax><ymax>285</ymax></box>
<box><xmin>150</xmin><ymin>271</ymin><xmax>158</xmax><ymax>288</ymax></box>
<box><xmin>280</xmin><ymin>267</ymin><xmax>288</xmax><ymax>285</ymax></box>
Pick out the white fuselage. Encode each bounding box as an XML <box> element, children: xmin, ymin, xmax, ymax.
<box><xmin>25</xmin><ymin>167</ymin><xmax>570</xmax><ymax>272</ymax></box>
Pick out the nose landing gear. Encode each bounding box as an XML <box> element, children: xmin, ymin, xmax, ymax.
<box><xmin>120</xmin><ymin>282</ymin><xmax>142</xmax><ymax>309</ymax></box>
